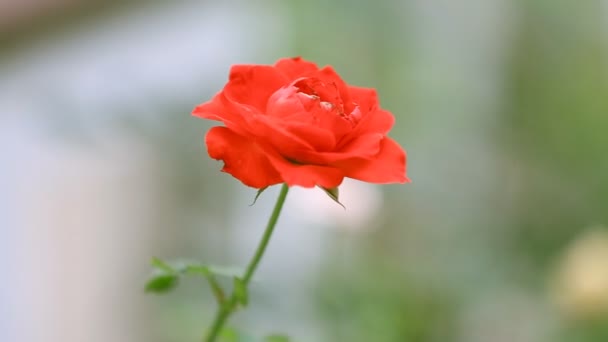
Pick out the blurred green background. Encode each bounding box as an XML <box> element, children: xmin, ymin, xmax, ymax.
<box><xmin>2</xmin><ymin>1</ymin><xmax>608</xmax><ymax>341</ymax></box>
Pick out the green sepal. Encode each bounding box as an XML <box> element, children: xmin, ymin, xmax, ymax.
<box><xmin>250</xmin><ymin>186</ymin><xmax>268</xmax><ymax>206</ymax></box>
<box><xmin>318</xmin><ymin>186</ymin><xmax>345</xmax><ymax>209</ymax></box>
<box><xmin>233</xmin><ymin>277</ymin><xmax>248</xmax><ymax>307</ymax></box>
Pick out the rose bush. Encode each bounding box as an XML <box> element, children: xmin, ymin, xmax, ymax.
<box><xmin>193</xmin><ymin>57</ymin><xmax>409</xmax><ymax>189</ymax></box>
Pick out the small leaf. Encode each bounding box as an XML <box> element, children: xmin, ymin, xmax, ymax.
<box><xmin>200</xmin><ymin>269</ymin><xmax>226</xmax><ymax>304</ymax></box>
<box><xmin>151</xmin><ymin>257</ymin><xmax>176</xmax><ymax>274</ymax></box>
<box><xmin>233</xmin><ymin>277</ymin><xmax>248</xmax><ymax>307</ymax></box>
<box><xmin>318</xmin><ymin>186</ymin><xmax>345</xmax><ymax>209</ymax></box>
<box><xmin>182</xmin><ymin>264</ymin><xmax>211</xmax><ymax>276</ymax></box>
<box><xmin>265</xmin><ymin>334</ymin><xmax>291</xmax><ymax>342</ymax></box>
<box><xmin>169</xmin><ymin>260</ymin><xmax>244</xmax><ymax>279</ymax></box>
<box><xmin>217</xmin><ymin>327</ymin><xmax>256</xmax><ymax>342</ymax></box>
<box><xmin>218</xmin><ymin>327</ymin><xmax>239</xmax><ymax>342</ymax></box>
<box><xmin>207</xmin><ymin>265</ymin><xmax>247</xmax><ymax>279</ymax></box>
<box><xmin>250</xmin><ymin>186</ymin><xmax>268</xmax><ymax>206</ymax></box>
<box><xmin>178</xmin><ymin>264</ymin><xmax>226</xmax><ymax>304</ymax></box>
<box><xmin>145</xmin><ymin>274</ymin><xmax>178</xmax><ymax>293</ymax></box>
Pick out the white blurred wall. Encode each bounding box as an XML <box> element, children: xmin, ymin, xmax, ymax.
<box><xmin>0</xmin><ymin>2</ymin><xmax>287</xmax><ymax>341</ymax></box>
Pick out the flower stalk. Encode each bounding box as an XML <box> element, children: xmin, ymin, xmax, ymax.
<box><xmin>205</xmin><ymin>183</ymin><xmax>290</xmax><ymax>341</ymax></box>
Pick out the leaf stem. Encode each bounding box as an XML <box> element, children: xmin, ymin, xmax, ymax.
<box><xmin>204</xmin><ymin>183</ymin><xmax>290</xmax><ymax>341</ymax></box>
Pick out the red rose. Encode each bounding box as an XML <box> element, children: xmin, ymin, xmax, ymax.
<box><xmin>193</xmin><ymin>57</ymin><xmax>409</xmax><ymax>189</ymax></box>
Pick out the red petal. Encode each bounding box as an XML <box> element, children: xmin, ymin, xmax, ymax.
<box><xmin>274</xmin><ymin>57</ymin><xmax>319</xmax><ymax>80</ymax></box>
<box><xmin>348</xmin><ymin>108</ymin><xmax>395</xmax><ymax>142</ymax></box>
<box><xmin>251</xmin><ymin>115</ymin><xmax>318</xmax><ymax>153</ymax></box>
<box><xmin>312</xmin><ymin>104</ymin><xmax>353</xmax><ymax>141</ymax></box>
<box><xmin>312</xmin><ymin>66</ymin><xmax>352</xmax><ymax>109</ymax></box>
<box><xmin>206</xmin><ymin>126</ymin><xmax>282</xmax><ymax>188</ymax></box>
<box><xmin>294</xmin><ymin>132</ymin><xmax>383</xmax><ymax>164</ymax></box>
<box><xmin>281</xmin><ymin>122</ymin><xmax>336</xmax><ymax>152</ymax></box>
<box><xmin>197</xmin><ymin>93</ymin><xmax>338</xmax><ymax>163</ymax></box>
<box><xmin>266</xmin><ymin>86</ymin><xmax>306</xmax><ymax>118</ymax></box>
<box><xmin>255</xmin><ymin>143</ymin><xmax>344</xmax><ymax>188</ymax></box>
<box><xmin>348</xmin><ymin>86</ymin><xmax>379</xmax><ymax>115</ymax></box>
<box><xmin>277</xmin><ymin>163</ymin><xmax>344</xmax><ymax>188</ymax></box>
<box><xmin>224</xmin><ymin>65</ymin><xmax>287</xmax><ymax>113</ymax></box>
<box><xmin>192</xmin><ymin>93</ymin><xmax>227</xmax><ymax>121</ymax></box>
<box><xmin>264</xmin><ymin>82</ymin><xmax>359</xmax><ymax>154</ymax></box>
<box><xmin>207</xmin><ymin>126</ymin><xmax>344</xmax><ymax>188</ymax></box>
<box><xmin>333</xmin><ymin>132</ymin><xmax>384</xmax><ymax>159</ymax></box>
<box><xmin>192</xmin><ymin>93</ymin><xmax>251</xmax><ymax>136</ymax></box>
<box><xmin>336</xmin><ymin>137</ymin><xmax>409</xmax><ymax>184</ymax></box>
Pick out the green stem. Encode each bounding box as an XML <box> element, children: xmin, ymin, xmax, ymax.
<box><xmin>205</xmin><ymin>184</ymin><xmax>290</xmax><ymax>341</ymax></box>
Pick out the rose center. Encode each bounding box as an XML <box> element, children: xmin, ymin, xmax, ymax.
<box><xmin>292</xmin><ymin>77</ymin><xmax>361</xmax><ymax>125</ymax></box>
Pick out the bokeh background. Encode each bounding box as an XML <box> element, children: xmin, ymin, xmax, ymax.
<box><xmin>2</xmin><ymin>1</ymin><xmax>608</xmax><ymax>341</ymax></box>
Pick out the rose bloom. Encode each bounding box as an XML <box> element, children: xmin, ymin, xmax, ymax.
<box><xmin>193</xmin><ymin>57</ymin><xmax>409</xmax><ymax>189</ymax></box>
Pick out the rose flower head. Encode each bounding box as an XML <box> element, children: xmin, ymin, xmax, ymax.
<box><xmin>193</xmin><ymin>57</ymin><xmax>409</xmax><ymax>190</ymax></box>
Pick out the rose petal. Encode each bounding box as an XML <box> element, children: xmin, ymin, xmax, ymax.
<box><xmin>192</xmin><ymin>93</ymin><xmax>251</xmax><ymax>136</ymax></box>
<box><xmin>274</xmin><ymin>57</ymin><xmax>319</xmax><ymax>80</ymax></box>
<box><xmin>348</xmin><ymin>108</ymin><xmax>395</xmax><ymax>141</ymax></box>
<box><xmin>265</xmin><ymin>85</ymin><xmax>357</xmax><ymax>153</ymax></box>
<box><xmin>281</xmin><ymin>122</ymin><xmax>336</xmax><ymax>152</ymax></box>
<box><xmin>333</xmin><ymin>132</ymin><xmax>384</xmax><ymax>158</ymax></box>
<box><xmin>277</xmin><ymin>163</ymin><xmax>344</xmax><ymax>188</ymax></box>
<box><xmin>266</xmin><ymin>85</ymin><xmax>308</xmax><ymax>118</ymax></box>
<box><xmin>192</xmin><ymin>93</ymin><xmax>231</xmax><ymax>122</ymax></box>
<box><xmin>348</xmin><ymin>86</ymin><xmax>379</xmax><ymax>114</ymax></box>
<box><xmin>294</xmin><ymin>132</ymin><xmax>383</xmax><ymax>164</ymax></box>
<box><xmin>335</xmin><ymin>137</ymin><xmax>409</xmax><ymax>184</ymax></box>
<box><xmin>264</xmin><ymin>150</ymin><xmax>345</xmax><ymax>188</ymax></box>
<box><xmin>312</xmin><ymin>104</ymin><xmax>354</xmax><ymax>142</ymax></box>
<box><xmin>311</xmin><ymin>66</ymin><xmax>352</xmax><ymax>110</ymax></box>
<box><xmin>224</xmin><ymin>65</ymin><xmax>287</xmax><ymax>112</ymax></box>
<box><xmin>199</xmin><ymin>94</ymin><xmax>337</xmax><ymax>161</ymax></box>
<box><xmin>251</xmin><ymin>115</ymin><xmax>319</xmax><ymax>152</ymax></box>
<box><xmin>346</xmin><ymin>86</ymin><xmax>395</xmax><ymax>136</ymax></box>
<box><xmin>206</xmin><ymin>126</ymin><xmax>282</xmax><ymax>188</ymax></box>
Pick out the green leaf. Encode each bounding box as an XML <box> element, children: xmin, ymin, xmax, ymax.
<box><xmin>218</xmin><ymin>327</ymin><xmax>239</xmax><ymax>342</ymax></box>
<box><xmin>265</xmin><ymin>334</ymin><xmax>290</xmax><ymax>342</ymax></box>
<box><xmin>150</xmin><ymin>257</ymin><xmax>176</xmax><ymax>274</ymax></box>
<box><xmin>197</xmin><ymin>267</ymin><xmax>226</xmax><ymax>304</ymax></box>
<box><xmin>145</xmin><ymin>259</ymin><xmax>246</xmax><ymax>301</ymax></box>
<box><xmin>182</xmin><ymin>264</ymin><xmax>211</xmax><ymax>276</ymax></box>
<box><xmin>144</xmin><ymin>274</ymin><xmax>178</xmax><ymax>293</ymax></box>
<box><xmin>171</xmin><ymin>260</ymin><xmax>243</xmax><ymax>279</ymax></box>
<box><xmin>174</xmin><ymin>263</ymin><xmax>227</xmax><ymax>304</ymax></box>
<box><xmin>217</xmin><ymin>327</ymin><xmax>257</xmax><ymax>342</ymax></box>
<box><xmin>233</xmin><ymin>277</ymin><xmax>248</xmax><ymax>307</ymax></box>
<box><xmin>318</xmin><ymin>186</ymin><xmax>345</xmax><ymax>209</ymax></box>
<box><xmin>207</xmin><ymin>265</ymin><xmax>246</xmax><ymax>279</ymax></box>
<box><xmin>146</xmin><ymin>257</ymin><xmax>179</xmax><ymax>294</ymax></box>
<box><xmin>250</xmin><ymin>186</ymin><xmax>268</xmax><ymax>206</ymax></box>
